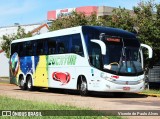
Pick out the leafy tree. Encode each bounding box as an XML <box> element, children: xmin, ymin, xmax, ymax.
<box><xmin>50</xmin><ymin>11</ymin><xmax>104</xmax><ymax>31</ymax></box>
<box><xmin>1</xmin><ymin>26</ymin><xmax>32</xmax><ymax>58</ymax></box>
<box><xmin>133</xmin><ymin>0</ymin><xmax>160</xmax><ymax>66</ymax></box>
<box><xmin>104</xmin><ymin>7</ymin><xmax>134</xmax><ymax>32</ymax></box>
<box><xmin>103</xmin><ymin>0</ymin><xmax>160</xmax><ymax>66</ymax></box>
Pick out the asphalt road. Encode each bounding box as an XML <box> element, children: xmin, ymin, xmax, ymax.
<box><xmin>0</xmin><ymin>83</ymin><xmax>160</xmax><ymax>119</ymax></box>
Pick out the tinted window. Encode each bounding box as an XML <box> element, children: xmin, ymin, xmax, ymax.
<box><xmin>57</xmin><ymin>42</ymin><xmax>65</xmax><ymax>54</ymax></box>
<box><xmin>71</xmin><ymin>34</ymin><xmax>84</xmax><ymax>56</ymax></box>
<box><xmin>24</xmin><ymin>41</ymin><xmax>33</xmax><ymax>56</ymax></box>
<box><xmin>89</xmin><ymin>43</ymin><xmax>102</xmax><ymax>69</ymax></box>
<box><xmin>11</xmin><ymin>34</ymin><xmax>84</xmax><ymax>56</ymax></box>
<box><xmin>36</xmin><ymin>40</ymin><xmax>47</xmax><ymax>55</ymax></box>
<box><xmin>48</xmin><ymin>39</ymin><xmax>56</xmax><ymax>55</ymax></box>
<box><xmin>57</xmin><ymin>35</ymin><xmax>70</xmax><ymax>54</ymax></box>
<box><xmin>11</xmin><ymin>43</ymin><xmax>19</xmax><ymax>55</ymax></box>
<box><xmin>18</xmin><ymin>43</ymin><xmax>24</xmax><ymax>56</ymax></box>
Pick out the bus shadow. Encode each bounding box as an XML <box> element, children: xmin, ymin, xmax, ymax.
<box><xmin>89</xmin><ymin>92</ymin><xmax>148</xmax><ymax>98</ymax></box>
<box><xmin>14</xmin><ymin>88</ymin><xmax>148</xmax><ymax>98</ymax></box>
<box><xmin>36</xmin><ymin>88</ymin><xmax>148</xmax><ymax>98</ymax></box>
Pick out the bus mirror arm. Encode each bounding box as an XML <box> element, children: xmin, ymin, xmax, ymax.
<box><xmin>91</xmin><ymin>39</ymin><xmax>106</xmax><ymax>55</ymax></box>
<box><xmin>141</xmin><ymin>44</ymin><xmax>153</xmax><ymax>59</ymax></box>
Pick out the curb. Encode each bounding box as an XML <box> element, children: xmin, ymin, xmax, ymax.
<box><xmin>139</xmin><ymin>93</ymin><xmax>160</xmax><ymax>97</ymax></box>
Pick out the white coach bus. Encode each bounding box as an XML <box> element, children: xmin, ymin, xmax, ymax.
<box><xmin>10</xmin><ymin>26</ymin><xmax>152</xmax><ymax>96</ymax></box>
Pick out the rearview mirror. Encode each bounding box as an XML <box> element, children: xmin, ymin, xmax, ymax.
<box><xmin>141</xmin><ymin>44</ymin><xmax>153</xmax><ymax>59</ymax></box>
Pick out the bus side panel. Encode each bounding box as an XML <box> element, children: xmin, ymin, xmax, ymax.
<box><xmin>33</xmin><ymin>55</ymin><xmax>48</xmax><ymax>87</ymax></box>
<box><xmin>48</xmin><ymin>54</ymin><xmax>77</xmax><ymax>89</ymax></box>
<box><xmin>10</xmin><ymin>53</ymin><xmax>49</xmax><ymax>87</ymax></box>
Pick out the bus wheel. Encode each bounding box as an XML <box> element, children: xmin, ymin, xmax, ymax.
<box><xmin>19</xmin><ymin>76</ymin><xmax>26</xmax><ymax>90</ymax></box>
<box><xmin>79</xmin><ymin>77</ymin><xmax>88</xmax><ymax>96</ymax></box>
<box><xmin>26</xmin><ymin>76</ymin><xmax>34</xmax><ymax>91</ymax></box>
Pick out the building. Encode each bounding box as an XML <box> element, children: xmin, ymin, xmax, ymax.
<box><xmin>0</xmin><ymin>50</ymin><xmax>9</xmax><ymax>77</ymax></box>
<box><xmin>47</xmin><ymin>6</ymin><xmax>134</xmax><ymax>21</ymax></box>
<box><xmin>48</xmin><ymin>6</ymin><xmax>117</xmax><ymax>20</ymax></box>
<box><xmin>0</xmin><ymin>23</ymin><xmax>49</xmax><ymax>77</ymax></box>
<box><xmin>0</xmin><ymin>23</ymin><xmax>49</xmax><ymax>45</ymax></box>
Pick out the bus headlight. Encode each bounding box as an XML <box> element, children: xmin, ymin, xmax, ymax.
<box><xmin>100</xmin><ymin>72</ymin><xmax>108</xmax><ymax>79</ymax></box>
<box><xmin>138</xmin><ymin>79</ymin><xmax>144</xmax><ymax>83</ymax></box>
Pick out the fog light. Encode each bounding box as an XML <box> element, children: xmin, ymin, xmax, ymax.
<box><xmin>106</xmin><ymin>85</ymin><xmax>110</xmax><ymax>89</ymax></box>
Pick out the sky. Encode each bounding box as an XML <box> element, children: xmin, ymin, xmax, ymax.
<box><xmin>0</xmin><ymin>0</ymin><xmax>160</xmax><ymax>27</ymax></box>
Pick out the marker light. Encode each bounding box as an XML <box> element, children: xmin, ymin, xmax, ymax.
<box><xmin>111</xmin><ymin>75</ymin><xmax>119</xmax><ymax>79</ymax></box>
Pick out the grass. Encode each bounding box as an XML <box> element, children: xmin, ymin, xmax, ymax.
<box><xmin>0</xmin><ymin>96</ymin><xmax>124</xmax><ymax>119</ymax></box>
<box><xmin>142</xmin><ymin>89</ymin><xmax>160</xmax><ymax>96</ymax></box>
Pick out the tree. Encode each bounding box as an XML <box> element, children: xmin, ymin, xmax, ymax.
<box><xmin>104</xmin><ymin>7</ymin><xmax>134</xmax><ymax>32</ymax></box>
<box><xmin>49</xmin><ymin>11</ymin><xmax>105</xmax><ymax>31</ymax></box>
<box><xmin>103</xmin><ymin>0</ymin><xmax>160</xmax><ymax>66</ymax></box>
<box><xmin>1</xmin><ymin>26</ymin><xmax>32</xmax><ymax>58</ymax></box>
<box><xmin>133</xmin><ymin>0</ymin><xmax>160</xmax><ymax>66</ymax></box>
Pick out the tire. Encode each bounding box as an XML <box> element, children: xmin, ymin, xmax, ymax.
<box><xmin>144</xmin><ymin>76</ymin><xmax>150</xmax><ymax>90</ymax></box>
<box><xmin>145</xmin><ymin>82</ymin><xmax>150</xmax><ymax>90</ymax></box>
<box><xmin>19</xmin><ymin>76</ymin><xmax>27</xmax><ymax>90</ymax></box>
<box><xmin>26</xmin><ymin>76</ymin><xmax>34</xmax><ymax>91</ymax></box>
<box><xmin>78</xmin><ymin>77</ymin><xmax>88</xmax><ymax>96</ymax></box>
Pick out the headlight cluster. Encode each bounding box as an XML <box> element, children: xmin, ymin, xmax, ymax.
<box><xmin>100</xmin><ymin>72</ymin><xmax>108</xmax><ymax>79</ymax></box>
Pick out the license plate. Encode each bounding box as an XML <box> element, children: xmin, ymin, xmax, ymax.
<box><xmin>123</xmin><ymin>87</ymin><xmax>130</xmax><ymax>90</ymax></box>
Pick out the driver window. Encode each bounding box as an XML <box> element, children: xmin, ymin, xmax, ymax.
<box><xmin>90</xmin><ymin>43</ymin><xmax>102</xmax><ymax>69</ymax></box>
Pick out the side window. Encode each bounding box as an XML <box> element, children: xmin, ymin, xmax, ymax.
<box><xmin>25</xmin><ymin>41</ymin><xmax>33</xmax><ymax>56</ymax></box>
<box><xmin>48</xmin><ymin>39</ymin><xmax>56</xmax><ymax>55</ymax></box>
<box><xmin>57</xmin><ymin>35</ymin><xmax>70</xmax><ymax>54</ymax></box>
<box><xmin>57</xmin><ymin>42</ymin><xmax>65</xmax><ymax>54</ymax></box>
<box><xmin>19</xmin><ymin>42</ymin><xmax>24</xmax><ymax>57</ymax></box>
<box><xmin>90</xmin><ymin>43</ymin><xmax>102</xmax><ymax>69</ymax></box>
<box><xmin>36</xmin><ymin>39</ymin><xmax>48</xmax><ymax>55</ymax></box>
<box><xmin>32</xmin><ymin>41</ymin><xmax>37</xmax><ymax>56</ymax></box>
<box><xmin>71</xmin><ymin>34</ymin><xmax>84</xmax><ymax>56</ymax></box>
<box><xmin>11</xmin><ymin>43</ymin><xmax>19</xmax><ymax>55</ymax></box>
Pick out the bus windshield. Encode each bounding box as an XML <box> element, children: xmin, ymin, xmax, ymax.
<box><xmin>103</xmin><ymin>37</ymin><xmax>143</xmax><ymax>75</ymax></box>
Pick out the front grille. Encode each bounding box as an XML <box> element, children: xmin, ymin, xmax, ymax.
<box><xmin>110</xmin><ymin>80</ymin><xmax>140</xmax><ymax>85</ymax></box>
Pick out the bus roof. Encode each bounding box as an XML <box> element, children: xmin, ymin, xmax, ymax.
<box><xmin>82</xmin><ymin>26</ymin><xmax>136</xmax><ymax>38</ymax></box>
<box><xmin>11</xmin><ymin>26</ymin><xmax>136</xmax><ymax>44</ymax></box>
<box><xmin>11</xmin><ymin>26</ymin><xmax>82</xmax><ymax>44</ymax></box>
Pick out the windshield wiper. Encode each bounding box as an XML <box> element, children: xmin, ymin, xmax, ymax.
<box><xmin>118</xmin><ymin>48</ymin><xmax>124</xmax><ymax>74</ymax></box>
<box><xmin>118</xmin><ymin>38</ymin><xmax>127</xmax><ymax>74</ymax></box>
<box><xmin>131</xmin><ymin>60</ymin><xmax>138</xmax><ymax>75</ymax></box>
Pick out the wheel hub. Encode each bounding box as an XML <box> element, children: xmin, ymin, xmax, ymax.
<box><xmin>81</xmin><ymin>82</ymin><xmax>87</xmax><ymax>91</ymax></box>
